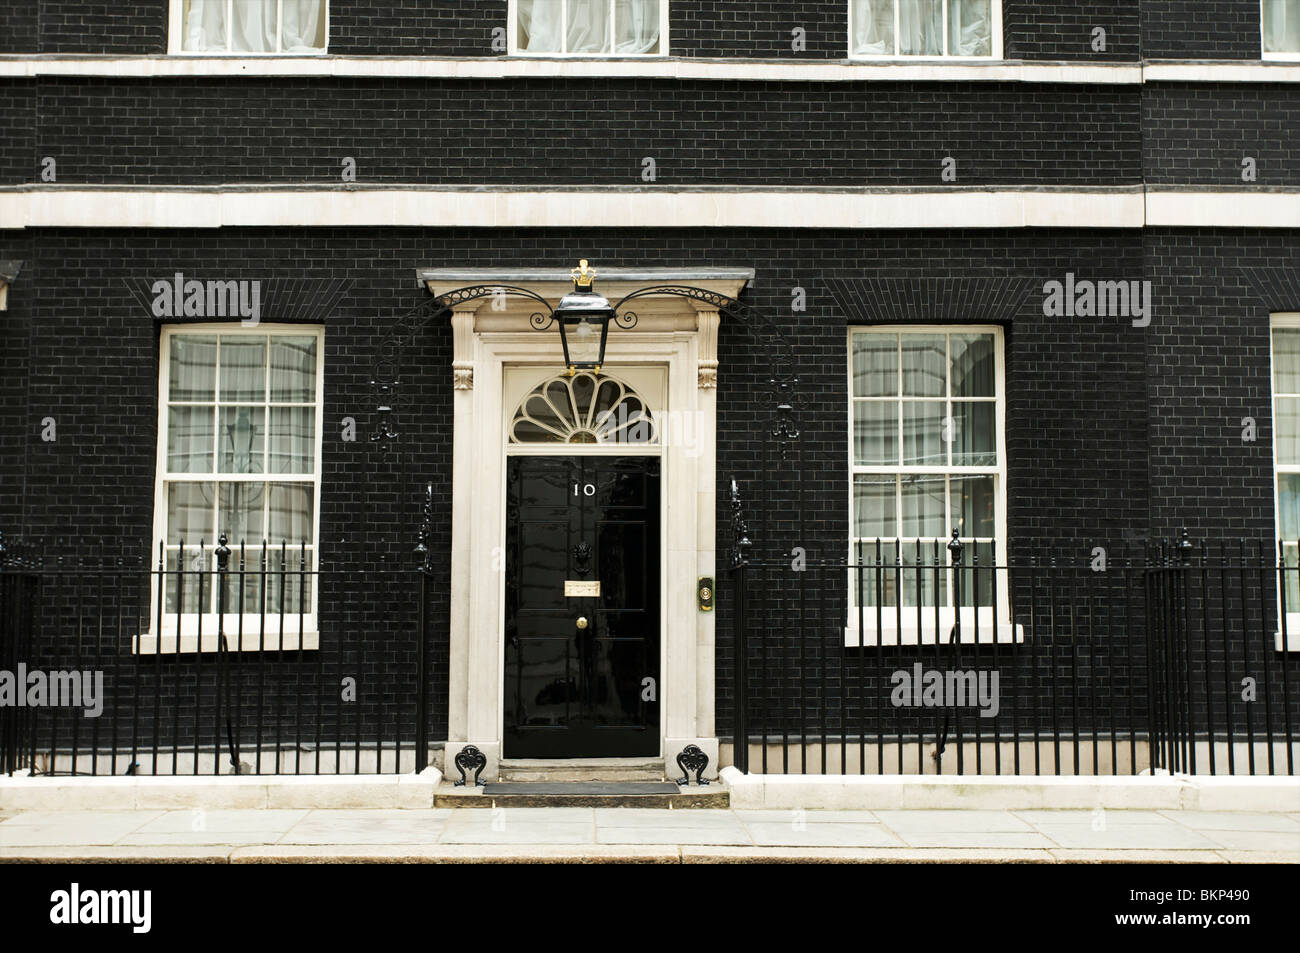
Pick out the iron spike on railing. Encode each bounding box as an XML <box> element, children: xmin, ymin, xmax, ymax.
<box><xmin>729</xmin><ymin>478</ymin><xmax>752</xmax><ymax>568</ymax></box>
<box><xmin>414</xmin><ymin>481</ymin><xmax>434</xmax><ymax>575</ymax></box>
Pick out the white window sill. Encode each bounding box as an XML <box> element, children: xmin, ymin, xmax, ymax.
<box><xmin>134</xmin><ymin>629</ymin><xmax>319</xmax><ymax>654</ymax></box>
<box><xmin>845</xmin><ymin>608</ymin><xmax>1023</xmax><ymax>647</ymax></box>
<box><xmin>1275</xmin><ymin>616</ymin><xmax>1300</xmax><ymax>651</ymax></box>
<box><xmin>167</xmin><ymin>51</ymin><xmax>328</xmax><ymax>57</ymax></box>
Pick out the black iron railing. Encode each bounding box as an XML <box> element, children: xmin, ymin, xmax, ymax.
<box><xmin>0</xmin><ymin>533</ymin><xmax>439</xmax><ymax>778</ymax></box>
<box><xmin>725</xmin><ymin>490</ymin><xmax>1300</xmax><ymax>776</ymax></box>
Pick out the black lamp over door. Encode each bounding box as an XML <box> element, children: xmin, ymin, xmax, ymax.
<box><xmin>555</xmin><ymin>259</ymin><xmax>615</xmax><ymax>376</ymax></box>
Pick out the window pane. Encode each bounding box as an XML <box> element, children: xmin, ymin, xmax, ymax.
<box><xmin>948</xmin><ymin>0</ymin><xmax>992</xmax><ymax>56</ymax></box>
<box><xmin>902</xmin><ymin>400</ymin><xmax>944</xmax><ymax>465</ymax></box>
<box><xmin>1274</xmin><ymin>329</ymin><xmax>1300</xmax><ymax>394</ymax></box>
<box><xmin>281</xmin><ymin>0</ymin><xmax>326</xmax><ymax>51</ymax></box>
<box><xmin>1281</xmin><ymin>474</ymin><xmax>1300</xmax><ymax>541</ymax></box>
<box><xmin>855</xmin><ymin>402</ymin><xmax>898</xmax><ymax>465</ymax></box>
<box><xmin>957</xmin><ymin>542</ymin><xmax>996</xmax><ymax>608</ymax></box>
<box><xmin>264</xmin><ymin>561</ymin><xmax>312</xmax><ymax>615</ymax></box>
<box><xmin>951</xmin><ymin>333</ymin><xmax>995</xmax><ymax>397</ymax></box>
<box><xmin>182</xmin><ymin>0</ymin><xmax>227</xmax><ymax>51</ymax></box>
<box><xmin>166</xmin><ymin>549</ymin><xmax>212</xmax><ymax>614</ymax></box>
<box><xmin>1284</xmin><ymin>545</ymin><xmax>1300</xmax><ymax>615</ymax></box>
<box><xmin>518</xmin><ymin>0</ymin><xmax>564</xmax><ymax>51</ymax></box>
<box><xmin>167</xmin><ymin>482</ymin><xmax>215</xmax><ymax>544</ymax></box>
<box><xmin>853</xmin><ymin>334</ymin><xmax>897</xmax><ymax>397</ymax></box>
<box><xmin>901</xmin><ymin>474</ymin><xmax>945</xmax><ymax>538</ymax></box>
<box><xmin>854</xmin><ymin>475</ymin><xmax>896</xmax><ymax>539</ymax></box>
<box><xmin>218</xmin><ymin>481</ymin><xmax>265</xmax><ymax>545</ymax></box>
<box><xmin>614</xmin><ymin>0</ymin><xmax>660</xmax><ymax>53</ymax></box>
<box><xmin>220</xmin><ymin>336</ymin><xmax>266</xmax><ymax>402</ymax></box>
<box><xmin>851</xmin><ymin>0</ymin><xmax>894</xmax><ymax>54</ymax></box>
<box><xmin>231</xmin><ymin>0</ymin><xmax>276</xmax><ymax>52</ymax></box>
<box><xmin>899</xmin><ymin>0</ymin><xmax>943</xmax><ymax>54</ymax></box>
<box><xmin>167</xmin><ymin>406</ymin><xmax>214</xmax><ymax>473</ymax></box>
<box><xmin>169</xmin><ymin>335</ymin><xmax>216</xmax><ymax>401</ymax></box>
<box><xmin>902</xmin><ymin>334</ymin><xmax>946</xmax><ymax>396</ymax></box>
<box><xmin>269</xmin><ymin>407</ymin><xmax>316</xmax><ymax>473</ymax></box>
<box><xmin>567</xmin><ymin>0</ymin><xmax>612</xmax><ymax>52</ymax></box>
<box><xmin>270</xmin><ymin>335</ymin><xmax>318</xmax><ymax>402</ymax></box>
<box><xmin>952</xmin><ymin>475</ymin><xmax>996</xmax><ymax>538</ymax></box>
<box><xmin>269</xmin><ymin>482</ymin><xmax>314</xmax><ymax>545</ymax></box>
<box><xmin>1263</xmin><ymin>0</ymin><xmax>1300</xmax><ymax>52</ymax></box>
<box><xmin>952</xmin><ymin>401</ymin><xmax>996</xmax><ymax>465</ymax></box>
<box><xmin>1278</xmin><ymin>397</ymin><xmax>1300</xmax><ymax>465</ymax></box>
<box><xmin>219</xmin><ymin>406</ymin><xmax>265</xmax><ymax>473</ymax></box>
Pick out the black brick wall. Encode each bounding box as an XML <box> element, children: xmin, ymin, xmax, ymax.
<box><xmin>670</xmin><ymin>1</ymin><xmax>847</xmax><ymax>58</ymax></box>
<box><xmin>329</xmin><ymin>0</ymin><xmax>505</xmax><ymax>55</ymax></box>
<box><xmin>5</xmin><ymin>78</ymin><xmax>1140</xmax><ymax>186</ymax></box>
<box><xmin>1140</xmin><ymin>0</ymin><xmax>1262</xmax><ymax>58</ymax></box>
<box><xmin>28</xmin><ymin>1</ymin><xmax>168</xmax><ymax>54</ymax></box>
<box><xmin>0</xmin><ymin>3</ymin><xmax>40</xmax><ymax>53</ymax></box>
<box><xmin>1003</xmin><ymin>1</ymin><xmax>1141</xmax><ymax>61</ymax></box>
<box><xmin>1143</xmin><ymin>228</ymin><xmax>1299</xmax><ymax>538</ymax></box>
<box><xmin>1144</xmin><ymin>83</ymin><xmax>1300</xmax><ymax>184</ymax></box>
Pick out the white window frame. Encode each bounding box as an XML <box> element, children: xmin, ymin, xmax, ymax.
<box><xmin>1268</xmin><ymin>313</ymin><xmax>1300</xmax><ymax>650</ymax></box>
<box><xmin>142</xmin><ymin>324</ymin><xmax>324</xmax><ymax>653</ymax></box>
<box><xmin>846</xmin><ymin>325</ymin><xmax>1019</xmax><ymax>646</ymax></box>
<box><xmin>507</xmin><ymin>0</ymin><xmax>670</xmax><ymax>56</ymax></box>
<box><xmin>1262</xmin><ymin>0</ymin><xmax>1300</xmax><ymax>60</ymax></box>
<box><xmin>847</xmin><ymin>0</ymin><xmax>1003</xmax><ymax>60</ymax></box>
<box><xmin>167</xmin><ymin>0</ymin><xmax>329</xmax><ymax>55</ymax></box>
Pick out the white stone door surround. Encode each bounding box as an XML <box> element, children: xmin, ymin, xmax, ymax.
<box><xmin>422</xmin><ymin>267</ymin><xmax>753</xmax><ymax>781</ymax></box>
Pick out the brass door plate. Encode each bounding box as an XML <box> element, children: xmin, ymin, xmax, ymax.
<box><xmin>565</xmin><ymin>580</ymin><xmax>601</xmax><ymax>597</ymax></box>
<box><xmin>698</xmin><ymin>576</ymin><xmax>714</xmax><ymax>612</ymax></box>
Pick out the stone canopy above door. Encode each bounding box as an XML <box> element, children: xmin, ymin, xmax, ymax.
<box><xmin>415</xmin><ymin>266</ymin><xmax>753</xmax><ymax>391</ymax></box>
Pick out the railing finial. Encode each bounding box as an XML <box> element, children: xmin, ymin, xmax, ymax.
<box><xmin>947</xmin><ymin>527</ymin><xmax>963</xmax><ymax>564</ymax></box>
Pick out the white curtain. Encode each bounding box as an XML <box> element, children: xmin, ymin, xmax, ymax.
<box><xmin>518</xmin><ymin>0</ymin><xmax>658</xmax><ymax>53</ymax></box>
<box><xmin>852</xmin><ymin>0</ymin><xmax>894</xmax><ymax>54</ymax></box>
<box><xmin>518</xmin><ymin>0</ymin><xmax>563</xmax><ymax>51</ymax></box>
<box><xmin>948</xmin><ymin>0</ymin><xmax>991</xmax><ymax>56</ymax></box>
<box><xmin>1265</xmin><ymin>0</ymin><xmax>1300</xmax><ymax>53</ymax></box>
<box><xmin>567</xmin><ymin>0</ymin><xmax>610</xmax><ymax>52</ymax></box>
<box><xmin>183</xmin><ymin>0</ymin><xmax>324</xmax><ymax>52</ymax></box>
<box><xmin>614</xmin><ymin>0</ymin><xmax>660</xmax><ymax>54</ymax></box>
<box><xmin>899</xmin><ymin>0</ymin><xmax>942</xmax><ymax>55</ymax></box>
<box><xmin>183</xmin><ymin>0</ymin><xmax>228</xmax><ymax>51</ymax></box>
<box><xmin>281</xmin><ymin>0</ymin><xmax>325</xmax><ymax>51</ymax></box>
<box><xmin>853</xmin><ymin>0</ymin><xmax>991</xmax><ymax>56</ymax></box>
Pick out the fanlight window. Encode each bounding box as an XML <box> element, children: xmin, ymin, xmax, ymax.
<box><xmin>510</xmin><ymin>372</ymin><xmax>658</xmax><ymax>445</ymax></box>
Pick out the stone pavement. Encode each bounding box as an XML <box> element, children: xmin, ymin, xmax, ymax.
<box><xmin>1</xmin><ymin>807</ymin><xmax>1298</xmax><ymax>862</ymax></box>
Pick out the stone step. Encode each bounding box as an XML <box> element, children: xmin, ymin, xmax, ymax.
<box><xmin>435</xmin><ymin>780</ymin><xmax>728</xmax><ymax>809</ymax></box>
<box><xmin>497</xmin><ymin>758</ymin><xmax>666</xmax><ymax>783</ymax></box>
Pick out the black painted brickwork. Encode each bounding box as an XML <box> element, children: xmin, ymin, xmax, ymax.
<box><xmin>1140</xmin><ymin>0</ymin><xmax>1262</xmax><ymax>59</ymax></box>
<box><xmin>2</xmin><ymin>78</ymin><xmax>1140</xmax><ymax>187</ymax></box>
<box><xmin>1003</xmin><ymin>2</ymin><xmax>1140</xmax><ymax>61</ymax></box>
<box><xmin>1144</xmin><ymin>83</ymin><xmax>1300</xmax><ymax>184</ymax></box>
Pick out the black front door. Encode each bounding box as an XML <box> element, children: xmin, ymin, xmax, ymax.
<box><xmin>504</xmin><ymin>455</ymin><xmax>661</xmax><ymax>758</ymax></box>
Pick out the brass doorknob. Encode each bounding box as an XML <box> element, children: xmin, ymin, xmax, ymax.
<box><xmin>575</xmin><ymin>616</ymin><xmax>589</xmax><ymax>630</ymax></box>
